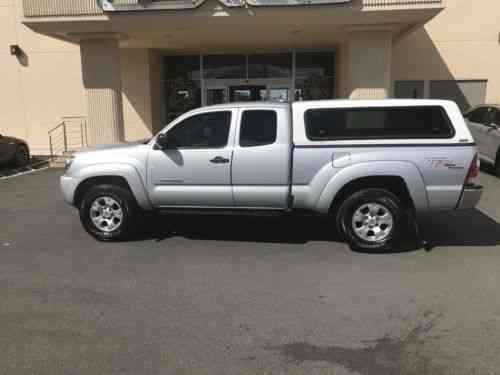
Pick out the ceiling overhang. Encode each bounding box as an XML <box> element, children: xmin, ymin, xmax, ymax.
<box><xmin>99</xmin><ymin>0</ymin><xmax>351</xmax><ymax>11</ymax></box>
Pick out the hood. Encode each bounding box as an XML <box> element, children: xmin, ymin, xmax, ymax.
<box><xmin>75</xmin><ymin>139</ymin><xmax>151</xmax><ymax>155</ymax></box>
<box><xmin>0</xmin><ymin>135</ymin><xmax>26</xmax><ymax>145</ymax></box>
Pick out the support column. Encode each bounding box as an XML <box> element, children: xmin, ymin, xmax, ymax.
<box><xmin>80</xmin><ymin>36</ymin><xmax>125</xmax><ymax>145</ymax></box>
<box><xmin>346</xmin><ymin>27</ymin><xmax>394</xmax><ymax>99</ymax></box>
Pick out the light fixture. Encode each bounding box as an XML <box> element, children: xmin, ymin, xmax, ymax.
<box><xmin>10</xmin><ymin>45</ymin><xmax>22</xmax><ymax>56</ymax></box>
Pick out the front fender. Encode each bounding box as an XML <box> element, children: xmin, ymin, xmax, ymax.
<box><xmin>72</xmin><ymin>163</ymin><xmax>152</xmax><ymax>210</ymax></box>
<box><xmin>315</xmin><ymin>161</ymin><xmax>429</xmax><ymax>214</ymax></box>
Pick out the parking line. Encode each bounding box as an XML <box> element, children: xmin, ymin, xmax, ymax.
<box><xmin>0</xmin><ymin>163</ymin><xmax>51</xmax><ymax>181</ymax></box>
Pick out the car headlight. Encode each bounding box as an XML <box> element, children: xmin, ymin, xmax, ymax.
<box><xmin>64</xmin><ymin>156</ymin><xmax>75</xmax><ymax>172</ymax></box>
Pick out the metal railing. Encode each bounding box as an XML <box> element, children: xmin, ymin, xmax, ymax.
<box><xmin>48</xmin><ymin>116</ymin><xmax>88</xmax><ymax>156</ymax></box>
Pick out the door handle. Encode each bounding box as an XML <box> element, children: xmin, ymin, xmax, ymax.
<box><xmin>210</xmin><ymin>156</ymin><xmax>230</xmax><ymax>164</ymax></box>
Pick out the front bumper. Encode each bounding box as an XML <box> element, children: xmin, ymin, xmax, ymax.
<box><xmin>60</xmin><ymin>175</ymin><xmax>80</xmax><ymax>207</ymax></box>
<box><xmin>456</xmin><ymin>184</ymin><xmax>483</xmax><ymax>210</ymax></box>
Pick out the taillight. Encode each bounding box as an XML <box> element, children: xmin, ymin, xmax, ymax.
<box><xmin>466</xmin><ymin>153</ymin><xmax>479</xmax><ymax>184</ymax></box>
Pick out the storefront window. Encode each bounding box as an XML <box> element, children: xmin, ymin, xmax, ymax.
<box><xmin>164</xmin><ymin>55</ymin><xmax>202</xmax><ymax>122</ymax></box>
<box><xmin>164</xmin><ymin>55</ymin><xmax>201</xmax><ymax>80</ymax></box>
<box><xmin>163</xmin><ymin>51</ymin><xmax>335</xmax><ymax>113</ymax></box>
<box><xmin>204</xmin><ymin>54</ymin><xmax>246</xmax><ymax>79</ymax></box>
<box><xmin>248</xmin><ymin>53</ymin><xmax>292</xmax><ymax>78</ymax></box>
<box><xmin>295</xmin><ymin>51</ymin><xmax>335</xmax><ymax>100</ymax></box>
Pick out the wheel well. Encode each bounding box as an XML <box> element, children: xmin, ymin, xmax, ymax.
<box><xmin>73</xmin><ymin>176</ymin><xmax>132</xmax><ymax>208</ymax></box>
<box><xmin>330</xmin><ymin>176</ymin><xmax>414</xmax><ymax>214</ymax></box>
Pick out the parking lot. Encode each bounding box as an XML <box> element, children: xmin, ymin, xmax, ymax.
<box><xmin>2</xmin><ymin>168</ymin><xmax>500</xmax><ymax>375</ymax></box>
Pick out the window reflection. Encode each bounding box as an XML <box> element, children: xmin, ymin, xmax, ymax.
<box><xmin>248</xmin><ymin>53</ymin><xmax>292</xmax><ymax>78</ymax></box>
<box><xmin>204</xmin><ymin>54</ymin><xmax>246</xmax><ymax>79</ymax></box>
<box><xmin>295</xmin><ymin>52</ymin><xmax>335</xmax><ymax>100</ymax></box>
<box><xmin>164</xmin><ymin>55</ymin><xmax>201</xmax><ymax>80</ymax></box>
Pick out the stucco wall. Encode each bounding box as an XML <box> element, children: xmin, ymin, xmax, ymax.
<box><xmin>0</xmin><ymin>0</ymin><xmax>154</xmax><ymax>154</ymax></box>
<box><xmin>393</xmin><ymin>0</ymin><xmax>500</xmax><ymax>103</ymax></box>
<box><xmin>121</xmin><ymin>48</ymin><xmax>154</xmax><ymax>142</ymax></box>
<box><xmin>0</xmin><ymin>0</ymin><xmax>86</xmax><ymax>155</ymax></box>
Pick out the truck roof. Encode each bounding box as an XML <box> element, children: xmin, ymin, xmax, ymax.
<box><xmin>201</xmin><ymin>102</ymin><xmax>290</xmax><ymax>110</ymax></box>
<box><xmin>202</xmin><ymin>99</ymin><xmax>459</xmax><ymax>112</ymax></box>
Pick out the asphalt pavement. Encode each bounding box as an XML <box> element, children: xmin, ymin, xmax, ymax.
<box><xmin>1</xmin><ymin>168</ymin><xmax>500</xmax><ymax>375</ymax></box>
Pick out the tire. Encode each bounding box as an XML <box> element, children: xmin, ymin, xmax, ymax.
<box><xmin>337</xmin><ymin>188</ymin><xmax>405</xmax><ymax>252</ymax></box>
<box><xmin>14</xmin><ymin>144</ymin><xmax>29</xmax><ymax>166</ymax></box>
<box><xmin>494</xmin><ymin>155</ymin><xmax>500</xmax><ymax>178</ymax></box>
<box><xmin>79</xmin><ymin>184</ymin><xmax>139</xmax><ymax>241</ymax></box>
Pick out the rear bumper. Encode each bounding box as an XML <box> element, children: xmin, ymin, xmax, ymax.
<box><xmin>456</xmin><ymin>184</ymin><xmax>483</xmax><ymax>210</ymax></box>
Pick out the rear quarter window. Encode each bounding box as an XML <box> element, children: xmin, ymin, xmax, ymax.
<box><xmin>304</xmin><ymin>106</ymin><xmax>455</xmax><ymax>141</ymax></box>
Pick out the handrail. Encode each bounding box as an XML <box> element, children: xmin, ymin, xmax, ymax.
<box><xmin>48</xmin><ymin>117</ymin><xmax>87</xmax><ymax>156</ymax></box>
<box><xmin>48</xmin><ymin>121</ymin><xmax>65</xmax><ymax>136</ymax></box>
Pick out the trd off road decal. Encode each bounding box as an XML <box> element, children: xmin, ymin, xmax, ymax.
<box><xmin>425</xmin><ymin>157</ymin><xmax>465</xmax><ymax>170</ymax></box>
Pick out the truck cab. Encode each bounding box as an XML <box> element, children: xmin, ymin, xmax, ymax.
<box><xmin>148</xmin><ymin>103</ymin><xmax>292</xmax><ymax>209</ymax></box>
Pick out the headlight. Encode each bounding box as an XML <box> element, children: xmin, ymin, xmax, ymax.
<box><xmin>64</xmin><ymin>156</ymin><xmax>75</xmax><ymax>172</ymax></box>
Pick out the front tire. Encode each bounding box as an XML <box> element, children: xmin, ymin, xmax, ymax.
<box><xmin>79</xmin><ymin>184</ymin><xmax>138</xmax><ymax>241</ymax></box>
<box><xmin>337</xmin><ymin>188</ymin><xmax>404</xmax><ymax>252</ymax></box>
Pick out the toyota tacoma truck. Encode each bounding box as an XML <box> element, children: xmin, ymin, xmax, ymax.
<box><xmin>61</xmin><ymin>99</ymin><xmax>482</xmax><ymax>251</ymax></box>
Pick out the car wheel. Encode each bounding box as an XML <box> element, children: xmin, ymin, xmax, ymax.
<box><xmin>337</xmin><ymin>188</ymin><xmax>404</xmax><ymax>252</ymax></box>
<box><xmin>79</xmin><ymin>184</ymin><xmax>139</xmax><ymax>241</ymax></box>
<box><xmin>14</xmin><ymin>144</ymin><xmax>29</xmax><ymax>166</ymax></box>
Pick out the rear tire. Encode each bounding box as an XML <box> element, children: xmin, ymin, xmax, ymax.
<box><xmin>79</xmin><ymin>184</ymin><xmax>139</xmax><ymax>241</ymax></box>
<box><xmin>337</xmin><ymin>188</ymin><xmax>405</xmax><ymax>252</ymax></box>
<box><xmin>494</xmin><ymin>156</ymin><xmax>500</xmax><ymax>178</ymax></box>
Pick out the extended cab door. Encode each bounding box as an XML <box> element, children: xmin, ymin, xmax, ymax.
<box><xmin>231</xmin><ymin>106</ymin><xmax>292</xmax><ymax>208</ymax></box>
<box><xmin>148</xmin><ymin>109</ymin><xmax>236</xmax><ymax>207</ymax></box>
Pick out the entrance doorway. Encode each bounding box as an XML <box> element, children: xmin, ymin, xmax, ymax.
<box><xmin>206</xmin><ymin>83</ymin><xmax>292</xmax><ymax>105</ymax></box>
<box><xmin>229</xmin><ymin>85</ymin><xmax>266</xmax><ymax>102</ymax></box>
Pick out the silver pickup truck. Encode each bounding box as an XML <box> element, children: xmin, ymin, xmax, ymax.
<box><xmin>61</xmin><ymin>99</ymin><xmax>482</xmax><ymax>251</ymax></box>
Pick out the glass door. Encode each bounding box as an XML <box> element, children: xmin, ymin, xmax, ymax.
<box><xmin>268</xmin><ymin>87</ymin><xmax>290</xmax><ymax>102</ymax></box>
<box><xmin>229</xmin><ymin>85</ymin><xmax>267</xmax><ymax>102</ymax></box>
<box><xmin>206</xmin><ymin>87</ymin><xmax>228</xmax><ymax>105</ymax></box>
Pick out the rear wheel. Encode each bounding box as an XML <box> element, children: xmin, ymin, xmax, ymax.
<box><xmin>337</xmin><ymin>188</ymin><xmax>404</xmax><ymax>252</ymax></box>
<box><xmin>494</xmin><ymin>151</ymin><xmax>500</xmax><ymax>177</ymax></box>
<box><xmin>79</xmin><ymin>184</ymin><xmax>139</xmax><ymax>241</ymax></box>
<box><xmin>14</xmin><ymin>144</ymin><xmax>29</xmax><ymax>166</ymax></box>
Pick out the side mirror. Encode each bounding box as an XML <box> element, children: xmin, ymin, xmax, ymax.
<box><xmin>156</xmin><ymin>133</ymin><xmax>178</xmax><ymax>149</ymax></box>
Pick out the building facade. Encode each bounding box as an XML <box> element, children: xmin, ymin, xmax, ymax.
<box><xmin>1</xmin><ymin>0</ymin><xmax>499</xmax><ymax>154</ymax></box>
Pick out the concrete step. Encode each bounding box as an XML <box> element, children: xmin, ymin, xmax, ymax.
<box><xmin>49</xmin><ymin>156</ymin><xmax>69</xmax><ymax>168</ymax></box>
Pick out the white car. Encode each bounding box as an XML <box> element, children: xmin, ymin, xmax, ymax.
<box><xmin>465</xmin><ymin>104</ymin><xmax>500</xmax><ymax>175</ymax></box>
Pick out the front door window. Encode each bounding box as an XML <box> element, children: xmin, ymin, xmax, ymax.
<box><xmin>167</xmin><ymin>111</ymin><xmax>231</xmax><ymax>149</ymax></box>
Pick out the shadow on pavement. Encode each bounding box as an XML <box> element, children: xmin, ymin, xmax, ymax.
<box><xmin>480</xmin><ymin>162</ymin><xmax>498</xmax><ymax>177</ymax></box>
<box><xmin>134</xmin><ymin>208</ymin><xmax>500</xmax><ymax>252</ymax></box>
<box><xmin>418</xmin><ymin>209</ymin><xmax>500</xmax><ymax>248</ymax></box>
<box><xmin>139</xmin><ymin>214</ymin><xmax>341</xmax><ymax>245</ymax></box>
<box><xmin>0</xmin><ymin>157</ymin><xmax>49</xmax><ymax>177</ymax></box>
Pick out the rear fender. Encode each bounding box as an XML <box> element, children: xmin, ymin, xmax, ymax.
<box><xmin>315</xmin><ymin>161</ymin><xmax>429</xmax><ymax>213</ymax></box>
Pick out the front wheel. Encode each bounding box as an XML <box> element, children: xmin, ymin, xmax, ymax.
<box><xmin>79</xmin><ymin>184</ymin><xmax>139</xmax><ymax>241</ymax></box>
<box><xmin>337</xmin><ymin>188</ymin><xmax>404</xmax><ymax>252</ymax></box>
